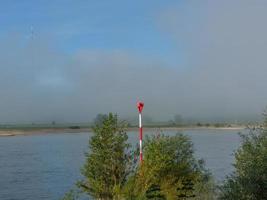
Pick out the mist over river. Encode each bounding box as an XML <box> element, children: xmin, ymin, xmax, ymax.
<box><xmin>0</xmin><ymin>129</ymin><xmax>243</xmax><ymax>200</ymax></box>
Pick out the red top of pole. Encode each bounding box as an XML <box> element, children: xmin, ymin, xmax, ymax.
<box><xmin>137</xmin><ymin>101</ymin><xmax>144</xmax><ymax>113</ymax></box>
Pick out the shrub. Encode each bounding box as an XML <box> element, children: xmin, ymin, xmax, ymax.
<box><xmin>77</xmin><ymin>113</ymin><xmax>134</xmax><ymax>199</ymax></box>
<box><xmin>219</xmin><ymin>125</ymin><xmax>267</xmax><ymax>199</ymax></box>
<box><xmin>124</xmin><ymin>134</ymin><xmax>215</xmax><ymax>199</ymax></box>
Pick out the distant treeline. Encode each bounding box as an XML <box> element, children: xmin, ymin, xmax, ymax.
<box><xmin>0</xmin><ymin>113</ymin><xmax>257</xmax><ymax>130</ymax></box>
<box><xmin>0</xmin><ymin>121</ymin><xmax>246</xmax><ymax>130</ymax></box>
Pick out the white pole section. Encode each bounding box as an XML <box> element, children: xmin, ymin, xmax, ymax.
<box><xmin>137</xmin><ymin>101</ymin><xmax>144</xmax><ymax>163</ymax></box>
<box><xmin>139</xmin><ymin>112</ymin><xmax>143</xmax><ymax>162</ymax></box>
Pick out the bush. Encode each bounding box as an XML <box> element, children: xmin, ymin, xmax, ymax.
<box><xmin>123</xmin><ymin>134</ymin><xmax>215</xmax><ymax>199</ymax></box>
<box><xmin>219</xmin><ymin>126</ymin><xmax>267</xmax><ymax>199</ymax></box>
<box><xmin>64</xmin><ymin>113</ymin><xmax>215</xmax><ymax>200</ymax></box>
<box><xmin>61</xmin><ymin>189</ymin><xmax>79</xmax><ymax>200</ymax></box>
<box><xmin>77</xmin><ymin>113</ymin><xmax>135</xmax><ymax>199</ymax></box>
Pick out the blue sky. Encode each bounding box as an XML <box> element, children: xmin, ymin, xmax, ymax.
<box><xmin>0</xmin><ymin>1</ymin><xmax>182</xmax><ymax>64</ymax></box>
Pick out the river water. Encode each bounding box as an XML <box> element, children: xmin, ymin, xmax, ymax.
<box><xmin>0</xmin><ymin>129</ymin><xmax>243</xmax><ymax>200</ymax></box>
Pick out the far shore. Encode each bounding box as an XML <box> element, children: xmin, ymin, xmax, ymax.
<box><xmin>0</xmin><ymin>126</ymin><xmax>246</xmax><ymax>137</ymax></box>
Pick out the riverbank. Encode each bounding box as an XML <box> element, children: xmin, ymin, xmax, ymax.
<box><xmin>0</xmin><ymin>126</ymin><xmax>245</xmax><ymax>137</ymax></box>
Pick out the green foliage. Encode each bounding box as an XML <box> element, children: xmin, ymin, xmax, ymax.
<box><xmin>123</xmin><ymin>134</ymin><xmax>215</xmax><ymax>200</ymax></box>
<box><xmin>66</xmin><ymin>113</ymin><xmax>216</xmax><ymax>200</ymax></box>
<box><xmin>77</xmin><ymin>113</ymin><xmax>134</xmax><ymax>200</ymax></box>
<box><xmin>61</xmin><ymin>189</ymin><xmax>79</xmax><ymax>200</ymax></box>
<box><xmin>93</xmin><ymin>113</ymin><xmax>108</xmax><ymax>126</ymax></box>
<box><xmin>219</xmin><ymin>127</ymin><xmax>267</xmax><ymax>200</ymax></box>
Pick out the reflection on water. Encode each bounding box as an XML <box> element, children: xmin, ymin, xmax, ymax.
<box><xmin>0</xmin><ymin>129</ymin><xmax>242</xmax><ymax>200</ymax></box>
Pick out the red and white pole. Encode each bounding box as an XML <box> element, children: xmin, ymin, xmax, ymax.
<box><xmin>137</xmin><ymin>101</ymin><xmax>144</xmax><ymax>163</ymax></box>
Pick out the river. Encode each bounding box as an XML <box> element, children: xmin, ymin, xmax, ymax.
<box><xmin>0</xmin><ymin>129</ymin><xmax>243</xmax><ymax>200</ymax></box>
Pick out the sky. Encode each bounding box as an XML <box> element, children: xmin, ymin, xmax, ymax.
<box><xmin>0</xmin><ymin>0</ymin><xmax>267</xmax><ymax>123</ymax></box>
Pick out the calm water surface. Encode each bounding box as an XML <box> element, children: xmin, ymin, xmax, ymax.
<box><xmin>0</xmin><ymin>129</ymin><xmax>243</xmax><ymax>200</ymax></box>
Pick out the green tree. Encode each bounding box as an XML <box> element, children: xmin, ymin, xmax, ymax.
<box><xmin>61</xmin><ymin>189</ymin><xmax>79</xmax><ymax>200</ymax></box>
<box><xmin>77</xmin><ymin>113</ymin><xmax>134</xmax><ymax>200</ymax></box>
<box><xmin>219</xmin><ymin>116</ymin><xmax>267</xmax><ymax>200</ymax></box>
<box><xmin>124</xmin><ymin>134</ymin><xmax>215</xmax><ymax>200</ymax></box>
<box><xmin>93</xmin><ymin>113</ymin><xmax>108</xmax><ymax>126</ymax></box>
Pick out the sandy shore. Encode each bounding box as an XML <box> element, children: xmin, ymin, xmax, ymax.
<box><xmin>0</xmin><ymin>128</ymin><xmax>92</xmax><ymax>137</ymax></box>
<box><xmin>0</xmin><ymin>126</ymin><xmax>245</xmax><ymax>137</ymax></box>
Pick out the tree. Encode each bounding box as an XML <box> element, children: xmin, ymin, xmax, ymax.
<box><xmin>174</xmin><ymin>114</ymin><xmax>183</xmax><ymax>126</ymax></box>
<box><xmin>77</xmin><ymin>113</ymin><xmax>134</xmax><ymax>200</ymax></box>
<box><xmin>93</xmin><ymin>113</ymin><xmax>108</xmax><ymax>126</ymax></box>
<box><xmin>124</xmin><ymin>134</ymin><xmax>215</xmax><ymax>200</ymax></box>
<box><xmin>219</xmin><ymin>115</ymin><xmax>267</xmax><ymax>200</ymax></box>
